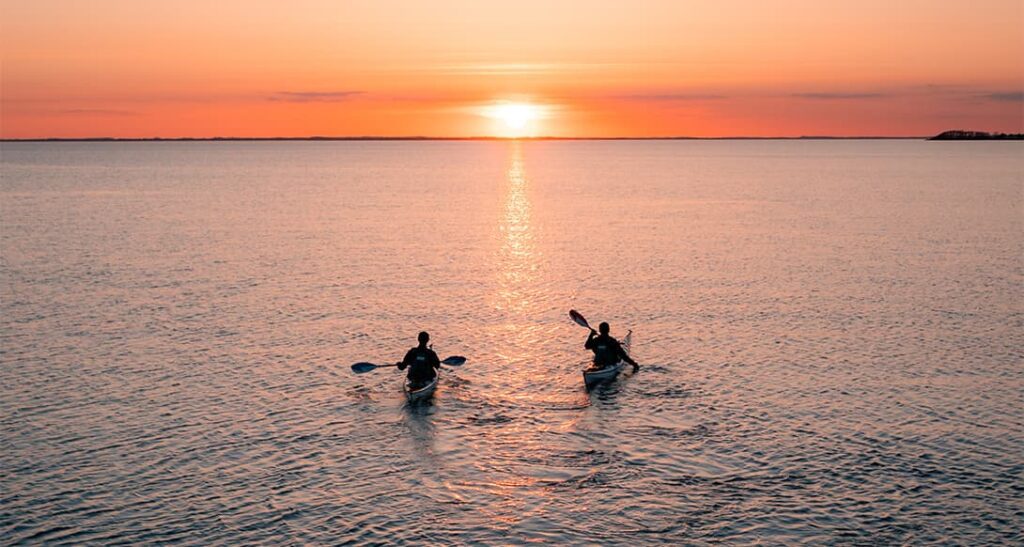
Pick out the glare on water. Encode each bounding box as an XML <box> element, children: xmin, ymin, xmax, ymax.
<box><xmin>496</xmin><ymin>142</ymin><xmax>538</xmax><ymax>314</ymax></box>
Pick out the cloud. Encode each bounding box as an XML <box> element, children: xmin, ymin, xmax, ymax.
<box><xmin>616</xmin><ymin>93</ymin><xmax>728</xmax><ymax>101</ymax></box>
<box><xmin>410</xmin><ymin>62</ymin><xmax>628</xmax><ymax>76</ymax></box>
<box><xmin>792</xmin><ymin>92</ymin><xmax>889</xmax><ymax>100</ymax></box>
<box><xmin>430</xmin><ymin>63</ymin><xmax>562</xmax><ymax>75</ymax></box>
<box><xmin>769</xmin><ymin>87</ymin><xmax>1023</xmax><ymax>103</ymax></box>
<box><xmin>984</xmin><ymin>91</ymin><xmax>1024</xmax><ymax>102</ymax></box>
<box><xmin>269</xmin><ymin>91</ymin><xmax>364</xmax><ymax>102</ymax></box>
<box><xmin>58</xmin><ymin>108</ymin><xmax>139</xmax><ymax>116</ymax></box>
<box><xmin>622</xmin><ymin>93</ymin><xmax>729</xmax><ymax>101</ymax></box>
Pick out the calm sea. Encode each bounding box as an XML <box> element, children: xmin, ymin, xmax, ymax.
<box><xmin>1</xmin><ymin>140</ymin><xmax>1021</xmax><ymax>545</ymax></box>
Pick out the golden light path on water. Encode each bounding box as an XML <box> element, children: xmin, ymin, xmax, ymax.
<box><xmin>497</xmin><ymin>142</ymin><xmax>537</xmax><ymax>314</ymax></box>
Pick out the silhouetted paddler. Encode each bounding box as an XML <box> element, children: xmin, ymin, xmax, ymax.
<box><xmin>398</xmin><ymin>331</ymin><xmax>441</xmax><ymax>388</ymax></box>
<box><xmin>585</xmin><ymin>322</ymin><xmax>638</xmax><ymax>371</ymax></box>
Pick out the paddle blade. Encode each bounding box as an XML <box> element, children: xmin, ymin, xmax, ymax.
<box><xmin>569</xmin><ymin>309</ymin><xmax>590</xmax><ymax>329</ymax></box>
<box><xmin>351</xmin><ymin>362</ymin><xmax>378</xmax><ymax>373</ymax></box>
<box><xmin>442</xmin><ymin>356</ymin><xmax>467</xmax><ymax>366</ymax></box>
<box><xmin>622</xmin><ymin>330</ymin><xmax>635</xmax><ymax>372</ymax></box>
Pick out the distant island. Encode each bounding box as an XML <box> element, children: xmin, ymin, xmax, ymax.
<box><xmin>929</xmin><ymin>130</ymin><xmax>1024</xmax><ymax>140</ymax></box>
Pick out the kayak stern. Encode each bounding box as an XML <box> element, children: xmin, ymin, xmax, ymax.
<box><xmin>404</xmin><ymin>375</ymin><xmax>439</xmax><ymax>402</ymax></box>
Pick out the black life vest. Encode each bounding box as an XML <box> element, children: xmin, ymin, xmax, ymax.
<box><xmin>592</xmin><ymin>337</ymin><xmax>619</xmax><ymax>367</ymax></box>
<box><xmin>408</xmin><ymin>347</ymin><xmax>436</xmax><ymax>380</ymax></box>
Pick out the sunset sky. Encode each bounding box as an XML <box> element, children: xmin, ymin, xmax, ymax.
<box><xmin>2</xmin><ymin>0</ymin><xmax>1022</xmax><ymax>138</ymax></box>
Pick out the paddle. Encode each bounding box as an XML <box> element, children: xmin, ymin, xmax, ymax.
<box><xmin>569</xmin><ymin>309</ymin><xmax>639</xmax><ymax>373</ymax></box>
<box><xmin>623</xmin><ymin>330</ymin><xmax>639</xmax><ymax>373</ymax></box>
<box><xmin>351</xmin><ymin>355</ymin><xmax>466</xmax><ymax>373</ymax></box>
<box><xmin>569</xmin><ymin>309</ymin><xmax>593</xmax><ymax>332</ymax></box>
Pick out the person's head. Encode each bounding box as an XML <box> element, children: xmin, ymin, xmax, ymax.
<box><xmin>418</xmin><ymin>331</ymin><xmax>430</xmax><ymax>345</ymax></box>
<box><xmin>599</xmin><ymin>322</ymin><xmax>610</xmax><ymax>335</ymax></box>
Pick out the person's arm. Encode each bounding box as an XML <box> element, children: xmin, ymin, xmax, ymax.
<box><xmin>584</xmin><ymin>330</ymin><xmax>597</xmax><ymax>350</ymax></box>
<box><xmin>429</xmin><ymin>350</ymin><xmax>441</xmax><ymax>370</ymax></box>
<box><xmin>398</xmin><ymin>348</ymin><xmax>414</xmax><ymax>370</ymax></box>
<box><xmin>616</xmin><ymin>341</ymin><xmax>637</xmax><ymax>366</ymax></box>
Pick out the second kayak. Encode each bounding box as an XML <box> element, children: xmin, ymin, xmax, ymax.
<box><xmin>583</xmin><ymin>361</ymin><xmax>625</xmax><ymax>386</ymax></box>
<box><xmin>582</xmin><ymin>330</ymin><xmax>632</xmax><ymax>387</ymax></box>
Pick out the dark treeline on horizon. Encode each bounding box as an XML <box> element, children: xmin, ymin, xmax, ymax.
<box><xmin>928</xmin><ymin>130</ymin><xmax>1024</xmax><ymax>140</ymax></box>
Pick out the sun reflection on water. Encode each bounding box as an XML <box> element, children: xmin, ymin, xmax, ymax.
<box><xmin>496</xmin><ymin>141</ymin><xmax>539</xmax><ymax>314</ymax></box>
<box><xmin>484</xmin><ymin>141</ymin><xmax>566</xmax><ymax>412</ymax></box>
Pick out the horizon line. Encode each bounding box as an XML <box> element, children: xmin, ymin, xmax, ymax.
<box><xmin>2</xmin><ymin>135</ymin><xmax>931</xmax><ymax>143</ymax></box>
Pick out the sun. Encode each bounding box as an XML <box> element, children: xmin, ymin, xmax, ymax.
<box><xmin>481</xmin><ymin>101</ymin><xmax>544</xmax><ymax>136</ymax></box>
<box><xmin>494</xmin><ymin>103</ymin><xmax>533</xmax><ymax>129</ymax></box>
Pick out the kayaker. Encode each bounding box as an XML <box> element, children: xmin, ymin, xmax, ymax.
<box><xmin>585</xmin><ymin>322</ymin><xmax>638</xmax><ymax>372</ymax></box>
<box><xmin>397</xmin><ymin>331</ymin><xmax>441</xmax><ymax>388</ymax></box>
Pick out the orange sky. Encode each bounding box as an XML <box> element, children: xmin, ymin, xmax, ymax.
<box><xmin>2</xmin><ymin>0</ymin><xmax>1022</xmax><ymax>138</ymax></box>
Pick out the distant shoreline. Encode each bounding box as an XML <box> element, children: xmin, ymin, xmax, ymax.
<box><xmin>927</xmin><ymin>130</ymin><xmax>1024</xmax><ymax>141</ymax></box>
<box><xmin>1</xmin><ymin>136</ymin><xmax>930</xmax><ymax>143</ymax></box>
<box><xmin>4</xmin><ymin>131</ymin><xmax>1021</xmax><ymax>143</ymax></box>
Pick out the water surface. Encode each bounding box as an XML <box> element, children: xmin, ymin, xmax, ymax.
<box><xmin>2</xmin><ymin>140</ymin><xmax>1022</xmax><ymax>544</ymax></box>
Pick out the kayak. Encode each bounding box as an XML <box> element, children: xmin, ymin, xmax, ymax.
<box><xmin>583</xmin><ymin>361</ymin><xmax>625</xmax><ymax>385</ymax></box>
<box><xmin>583</xmin><ymin>330</ymin><xmax>632</xmax><ymax>387</ymax></box>
<box><xmin>404</xmin><ymin>374</ymin><xmax>438</xmax><ymax>402</ymax></box>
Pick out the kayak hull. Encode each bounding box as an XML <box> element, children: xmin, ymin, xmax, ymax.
<box><xmin>404</xmin><ymin>375</ymin><xmax>438</xmax><ymax>402</ymax></box>
<box><xmin>583</xmin><ymin>362</ymin><xmax>625</xmax><ymax>385</ymax></box>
